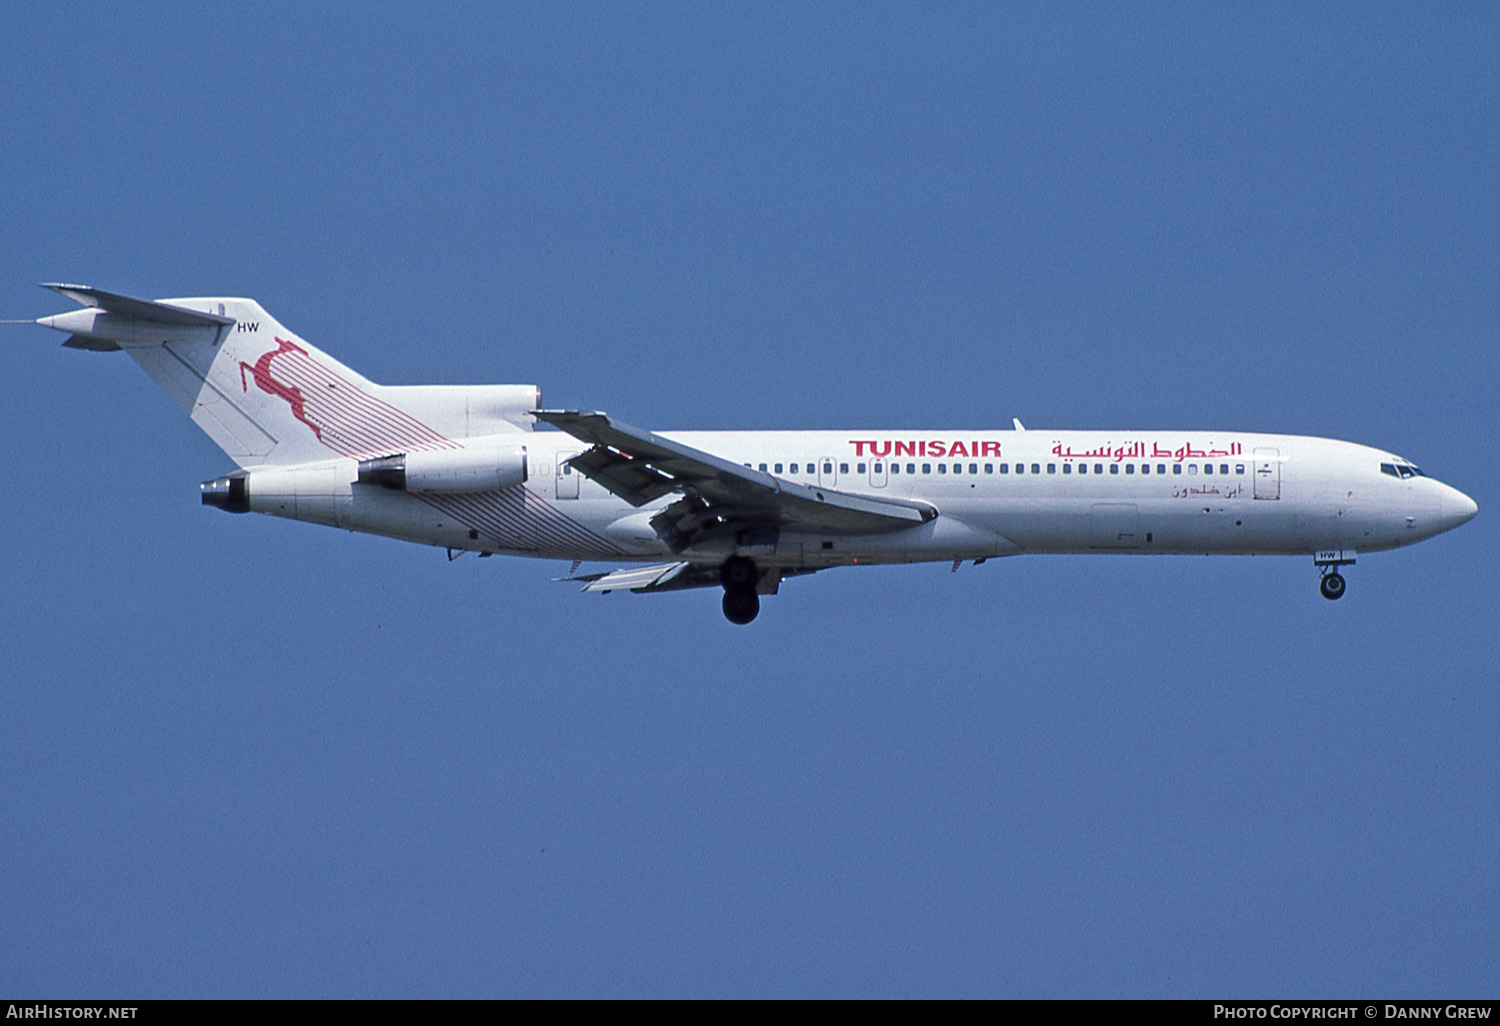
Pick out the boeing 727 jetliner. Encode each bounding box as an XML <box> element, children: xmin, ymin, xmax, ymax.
<box><xmin>31</xmin><ymin>285</ymin><xmax>1478</xmax><ymax>624</ymax></box>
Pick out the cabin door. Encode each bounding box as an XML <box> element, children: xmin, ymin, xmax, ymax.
<box><xmin>1253</xmin><ymin>448</ymin><xmax>1280</xmax><ymax>500</ymax></box>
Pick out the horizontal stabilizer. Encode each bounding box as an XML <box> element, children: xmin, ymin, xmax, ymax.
<box><xmin>62</xmin><ymin>333</ymin><xmax>121</xmax><ymax>351</ymax></box>
<box><xmin>40</xmin><ymin>283</ymin><xmax>235</xmax><ymax>327</ymax></box>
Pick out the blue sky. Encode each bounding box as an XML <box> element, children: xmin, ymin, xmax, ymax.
<box><xmin>1</xmin><ymin>3</ymin><xmax>1496</xmax><ymax>997</ymax></box>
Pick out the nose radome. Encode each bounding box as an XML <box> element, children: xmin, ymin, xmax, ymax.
<box><xmin>1441</xmin><ymin>485</ymin><xmax>1478</xmax><ymax>528</ymax></box>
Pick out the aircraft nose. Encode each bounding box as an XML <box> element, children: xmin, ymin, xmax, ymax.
<box><xmin>1439</xmin><ymin>484</ymin><xmax>1478</xmax><ymax>530</ymax></box>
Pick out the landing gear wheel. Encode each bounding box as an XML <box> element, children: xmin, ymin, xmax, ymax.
<box><xmin>720</xmin><ymin>556</ymin><xmax>757</xmax><ymax>592</ymax></box>
<box><xmin>722</xmin><ymin>589</ymin><xmax>760</xmax><ymax>625</ymax></box>
<box><xmin>1319</xmin><ymin>572</ymin><xmax>1346</xmax><ymax>601</ymax></box>
<box><xmin>719</xmin><ymin>557</ymin><xmax>761</xmax><ymax>623</ymax></box>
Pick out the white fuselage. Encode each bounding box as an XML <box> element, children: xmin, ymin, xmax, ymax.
<box><xmin>262</xmin><ymin>428</ymin><xmax>1477</xmax><ymax>568</ymax></box>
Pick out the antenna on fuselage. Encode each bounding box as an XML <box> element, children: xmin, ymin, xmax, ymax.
<box><xmin>1012</xmin><ymin>418</ymin><xmax>1026</xmax><ymax>431</ymax></box>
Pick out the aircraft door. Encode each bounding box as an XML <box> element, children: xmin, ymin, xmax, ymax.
<box><xmin>1253</xmin><ymin>448</ymin><xmax>1280</xmax><ymax>500</ymax></box>
<box><xmin>869</xmin><ymin>457</ymin><xmax>888</xmax><ymax>488</ymax></box>
<box><xmin>557</xmin><ymin>452</ymin><xmax>580</xmax><ymax>499</ymax></box>
<box><xmin>819</xmin><ymin>457</ymin><xmax>837</xmax><ymax>488</ymax></box>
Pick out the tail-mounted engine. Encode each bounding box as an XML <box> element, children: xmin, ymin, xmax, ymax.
<box><xmin>202</xmin><ymin>437</ymin><xmax>528</xmax><ymax>518</ymax></box>
<box><xmin>356</xmin><ymin>438</ymin><xmax>528</xmax><ymax>493</ymax></box>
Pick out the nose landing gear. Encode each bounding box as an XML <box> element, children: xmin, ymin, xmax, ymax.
<box><xmin>1314</xmin><ymin>550</ymin><xmax>1356</xmax><ymax>601</ymax></box>
<box><xmin>720</xmin><ymin>556</ymin><xmax>761</xmax><ymax>624</ymax></box>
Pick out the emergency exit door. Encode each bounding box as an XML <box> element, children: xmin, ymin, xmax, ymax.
<box><xmin>557</xmin><ymin>452</ymin><xmax>580</xmax><ymax>499</ymax></box>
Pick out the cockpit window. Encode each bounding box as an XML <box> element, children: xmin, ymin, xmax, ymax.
<box><xmin>1381</xmin><ymin>463</ymin><xmax>1398</xmax><ymax>478</ymax></box>
<box><xmin>1382</xmin><ymin>462</ymin><xmax>1424</xmax><ymax>479</ymax></box>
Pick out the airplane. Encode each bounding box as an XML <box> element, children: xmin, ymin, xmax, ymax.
<box><xmin>27</xmin><ymin>284</ymin><xmax>1478</xmax><ymax>624</ymax></box>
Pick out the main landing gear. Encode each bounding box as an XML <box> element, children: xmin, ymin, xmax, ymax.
<box><xmin>720</xmin><ymin>556</ymin><xmax>760</xmax><ymax>625</ymax></box>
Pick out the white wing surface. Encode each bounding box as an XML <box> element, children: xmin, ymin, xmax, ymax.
<box><xmin>535</xmin><ymin>410</ymin><xmax>936</xmax><ymax>548</ymax></box>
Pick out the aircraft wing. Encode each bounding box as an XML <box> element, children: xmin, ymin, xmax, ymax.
<box><xmin>562</xmin><ymin>561</ymin><xmax>818</xmax><ymax>594</ymax></box>
<box><xmin>564</xmin><ymin>561</ymin><xmax>705</xmax><ymax>593</ymax></box>
<box><xmin>534</xmin><ymin>410</ymin><xmax>937</xmax><ymax>548</ymax></box>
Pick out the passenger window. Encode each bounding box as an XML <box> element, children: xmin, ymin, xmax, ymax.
<box><xmin>1204</xmin><ymin>464</ymin><xmax>1213</xmax><ymax>475</ymax></box>
<box><xmin>1220</xmin><ymin>464</ymin><xmax>1229</xmax><ymax>476</ymax></box>
<box><xmin>775</xmin><ymin>463</ymin><xmax>783</xmax><ymax>474</ymax></box>
<box><xmin>984</xmin><ymin>463</ymin><xmax>993</xmax><ymax>474</ymax></box>
<box><xmin>1140</xmin><ymin>464</ymin><xmax>1149</xmax><ymax>475</ymax></box>
<box><xmin>1079</xmin><ymin>464</ymin><xmax>1087</xmax><ymax>474</ymax></box>
<box><xmin>1094</xmin><ymin>464</ymin><xmax>1104</xmax><ymax>475</ymax></box>
<box><xmin>1031</xmin><ymin>464</ymin><xmax>1040</xmax><ymax>475</ymax></box>
<box><xmin>1063</xmin><ymin>463</ymin><xmax>1072</xmax><ymax>474</ymax></box>
<box><xmin>840</xmin><ymin>463</ymin><xmax>849</xmax><ymax>474</ymax></box>
<box><xmin>908</xmin><ymin>464</ymin><xmax>916</xmax><ymax>475</ymax></box>
<box><xmin>857</xmin><ymin>463</ymin><xmax>866</xmax><ymax>473</ymax></box>
<box><xmin>923</xmin><ymin>463</ymin><xmax>931</xmax><ymax>474</ymax></box>
<box><xmin>1235</xmin><ymin>464</ymin><xmax>1244</xmax><ymax>475</ymax></box>
<box><xmin>873</xmin><ymin>462</ymin><xmax>883</xmax><ymax>474</ymax></box>
<box><xmin>1046</xmin><ymin>463</ymin><xmax>1055</xmax><ymax>474</ymax></box>
<box><xmin>759</xmin><ymin>463</ymin><xmax>767</xmax><ymax>472</ymax></box>
<box><xmin>891</xmin><ymin>463</ymin><xmax>900</xmax><ymax>474</ymax></box>
<box><xmin>790</xmin><ymin>463</ymin><xmax>799</xmax><ymax>474</ymax></box>
<box><xmin>824</xmin><ymin>462</ymin><xmax>833</xmax><ymax>474</ymax></box>
<box><xmin>1125</xmin><ymin>464</ymin><xmax>1135</xmax><ymax>475</ymax></box>
<box><xmin>1188</xmin><ymin>464</ymin><xmax>1198</xmax><ymax>475</ymax></box>
<box><xmin>1015</xmin><ymin>463</ymin><xmax>1023</xmax><ymax>475</ymax></box>
<box><xmin>971</xmin><ymin>464</ymin><xmax>979</xmax><ymax>475</ymax></box>
<box><xmin>953</xmin><ymin>463</ymin><xmax>961</xmax><ymax>475</ymax></box>
<box><xmin>1158</xmin><ymin>464</ymin><xmax>1167</xmax><ymax>475</ymax></box>
<box><xmin>938</xmin><ymin>464</ymin><xmax>947</xmax><ymax>474</ymax></box>
<box><xmin>999</xmin><ymin>464</ymin><xmax>1008</xmax><ymax>474</ymax></box>
<box><xmin>1110</xmin><ymin>464</ymin><xmax>1119</xmax><ymax>475</ymax></box>
<box><xmin>1173</xmin><ymin>464</ymin><xmax>1182</xmax><ymax>475</ymax></box>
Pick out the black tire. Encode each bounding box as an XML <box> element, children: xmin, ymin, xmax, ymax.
<box><xmin>722</xmin><ymin>589</ymin><xmax>760</xmax><ymax>625</ymax></box>
<box><xmin>719</xmin><ymin>556</ymin><xmax>757</xmax><ymax>593</ymax></box>
<box><xmin>1320</xmin><ymin>572</ymin><xmax>1346</xmax><ymax>601</ymax></box>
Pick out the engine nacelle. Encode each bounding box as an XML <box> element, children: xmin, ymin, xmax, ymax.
<box><xmin>202</xmin><ymin>464</ymin><xmax>343</xmax><ymax>524</ymax></box>
<box><xmin>356</xmin><ymin>437</ymin><xmax>528</xmax><ymax>493</ymax></box>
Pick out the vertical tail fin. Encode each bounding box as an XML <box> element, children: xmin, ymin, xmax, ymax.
<box><xmin>36</xmin><ymin>285</ymin><xmax>539</xmax><ymax>468</ymax></box>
